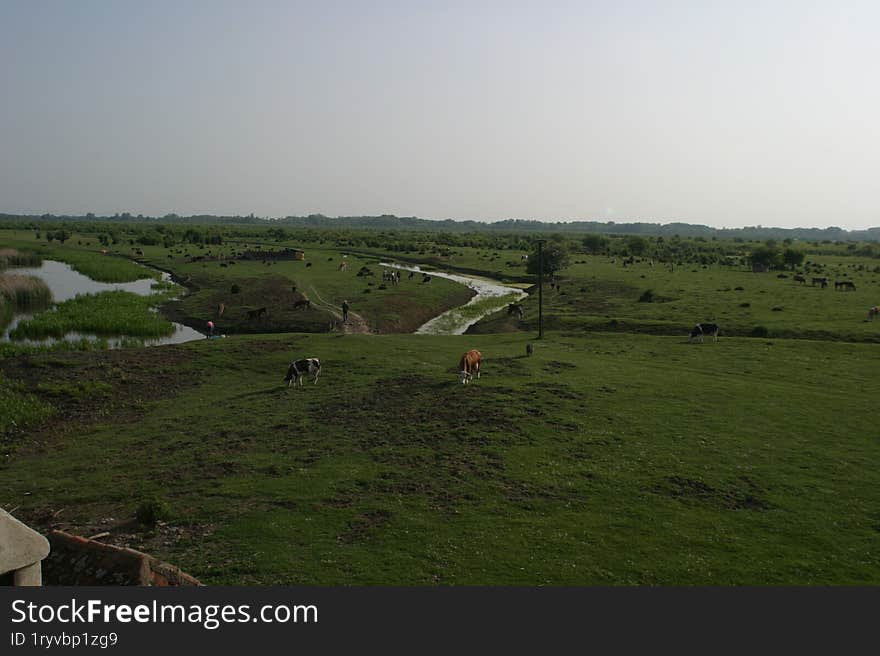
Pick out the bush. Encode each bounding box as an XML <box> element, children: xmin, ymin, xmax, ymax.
<box><xmin>638</xmin><ymin>289</ymin><xmax>655</xmax><ymax>303</ymax></box>
<box><xmin>136</xmin><ymin>498</ymin><xmax>170</xmax><ymax>526</ymax></box>
<box><xmin>231</xmin><ymin>284</ymin><xmax>240</xmax><ymax>294</ymax></box>
<box><xmin>750</xmin><ymin>325</ymin><xmax>770</xmax><ymax>338</ymax></box>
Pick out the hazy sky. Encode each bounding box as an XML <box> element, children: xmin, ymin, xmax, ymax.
<box><xmin>2</xmin><ymin>1</ymin><xmax>878</xmax><ymax>229</ymax></box>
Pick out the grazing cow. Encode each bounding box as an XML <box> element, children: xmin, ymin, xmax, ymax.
<box><xmin>422</xmin><ymin>274</ymin><xmax>432</xmax><ymax>283</ymax></box>
<box><xmin>689</xmin><ymin>323</ymin><xmax>719</xmax><ymax>343</ymax></box>
<box><xmin>293</xmin><ymin>299</ymin><xmax>311</xmax><ymax>310</ymax></box>
<box><xmin>458</xmin><ymin>349</ymin><xmax>482</xmax><ymax>384</ymax></box>
<box><xmin>793</xmin><ymin>274</ymin><xmax>806</xmax><ymax>284</ymax></box>
<box><xmin>408</xmin><ymin>271</ymin><xmax>415</xmax><ymax>280</ymax></box>
<box><xmin>507</xmin><ymin>303</ymin><xmax>525</xmax><ymax>319</ymax></box>
<box><xmin>868</xmin><ymin>306</ymin><xmax>880</xmax><ymax>321</ymax></box>
<box><xmin>526</xmin><ymin>343</ymin><xmax>534</xmax><ymax>357</ymax></box>
<box><xmin>246</xmin><ymin>307</ymin><xmax>268</xmax><ymax>320</ymax></box>
<box><xmin>306</xmin><ymin>262</ymin><xmax>313</xmax><ymax>268</ymax></box>
<box><xmin>216</xmin><ymin>302</ymin><xmax>226</xmax><ymax>319</ymax></box>
<box><xmin>283</xmin><ymin>358</ymin><xmax>321</xmax><ymax>387</ymax></box>
<box><xmin>338</xmin><ymin>261</ymin><xmax>348</xmax><ymax>272</ymax></box>
<box><xmin>835</xmin><ymin>281</ymin><xmax>856</xmax><ymax>291</ymax></box>
<box><xmin>812</xmin><ymin>277</ymin><xmax>828</xmax><ymax>288</ymax></box>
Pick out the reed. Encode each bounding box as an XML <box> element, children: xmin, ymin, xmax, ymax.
<box><xmin>0</xmin><ymin>274</ymin><xmax>52</xmax><ymax>311</ymax></box>
<box><xmin>0</xmin><ymin>248</ymin><xmax>42</xmax><ymax>268</ymax></box>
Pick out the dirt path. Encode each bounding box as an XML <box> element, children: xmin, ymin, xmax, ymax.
<box><xmin>307</xmin><ymin>285</ymin><xmax>371</xmax><ymax>334</ymax></box>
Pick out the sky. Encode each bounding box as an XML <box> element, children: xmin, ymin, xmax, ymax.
<box><xmin>1</xmin><ymin>1</ymin><xmax>878</xmax><ymax>229</ymax></box>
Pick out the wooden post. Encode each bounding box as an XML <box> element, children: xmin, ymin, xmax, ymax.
<box><xmin>537</xmin><ymin>239</ymin><xmax>546</xmax><ymax>340</ymax></box>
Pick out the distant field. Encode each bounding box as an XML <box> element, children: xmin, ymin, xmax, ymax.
<box><xmin>471</xmin><ymin>254</ymin><xmax>880</xmax><ymax>342</ymax></box>
<box><xmin>1</xmin><ymin>331</ymin><xmax>879</xmax><ymax>584</ymax></box>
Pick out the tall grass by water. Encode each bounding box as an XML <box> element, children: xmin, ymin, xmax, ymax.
<box><xmin>0</xmin><ymin>248</ymin><xmax>42</xmax><ymax>269</ymax></box>
<box><xmin>52</xmin><ymin>249</ymin><xmax>153</xmax><ymax>283</ymax></box>
<box><xmin>1</xmin><ymin>274</ymin><xmax>52</xmax><ymax>331</ymax></box>
<box><xmin>10</xmin><ymin>290</ymin><xmax>175</xmax><ymax>340</ymax></box>
<box><xmin>0</xmin><ymin>274</ymin><xmax>53</xmax><ymax>309</ymax></box>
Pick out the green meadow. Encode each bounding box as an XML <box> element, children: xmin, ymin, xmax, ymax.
<box><xmin>1</xmin><ymin>225</ymin><xmax>879</xmax><ymax>584</ymax></box>
<box><xmin>1</xmin><ymin>332</ymin><xmax>878</xmax><ymax>584</ymax></box>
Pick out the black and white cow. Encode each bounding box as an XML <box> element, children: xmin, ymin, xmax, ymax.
<box><xmin>689</xmin><ymin>323</ymin><xmax>719</xmax><ymax>343</ymax></box>
<box><xmin>284</xmin><ymin>358</ymin><xmax>321</xmax><ymax>386</ymax></box>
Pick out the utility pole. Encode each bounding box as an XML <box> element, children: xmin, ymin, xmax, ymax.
<box><xmin>537</xmin><ymin>239</ymin><xmax>545</xmax><ymax>339</ymax></box>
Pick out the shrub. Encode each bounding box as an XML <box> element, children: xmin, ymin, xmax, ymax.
<box><xmin>638</xmin><ymin>289</ymin><xmax>655</xmax><ymax>303</ymax></box>
<box><xmin>750</xmin><ymin>325</ymin><xmax>770</xmax><ymax>338</ymax></box>
<box><xmin>136</xmin><ymin>498</ymin><xmax>170</xmax><ymax>526</ymax></box>
<box><xmin>231</xmin><ymin>284</ymin><xmax>240</xmax><ymax>294</ymax></box>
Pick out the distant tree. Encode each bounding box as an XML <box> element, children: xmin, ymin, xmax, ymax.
<box><xmin>46</xmin><ymin>231</ymin><xmax>55</xmax><ymax>242</ymax></box>
<box><xmin>56</xmin><ymin>229</ymin><xmax>71</xmax><ymax>244</ymax></box>
<box><xmin>749</xmin><ymin>245</ymin><xmax>781</xmax><ymax>270</ymax></box>
<box><xmin>526</xmin><ymin>243</ymin><xmax>570</xmax><ymax>276</ymax></box>
<box><xmin>625</xmin><ymin>235</ymin><xmax>648</xmax><ymax>256</ymax></box>
<box><xmin>582</xmin><ymin>234</ymin><xmax>609</xmax><ymax>254</ymax></box>
<box><xmin>782</xmin><ymin>248</ymin><xmax>805</xmax><ymax>270</ymax></box>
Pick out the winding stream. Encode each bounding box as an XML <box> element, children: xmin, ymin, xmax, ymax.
<box><xmin>380</xmin><ymin>262</ymin><xmax>528</xmax><ymax>335</ymax></box>
<box><xmin>1</xmin><ymin>260</ymin><xmax>203</xmax><ymax>346</ymax></box>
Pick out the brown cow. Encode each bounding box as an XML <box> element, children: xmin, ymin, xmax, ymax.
<box><xmin>458</xmin><ymin>349</ymin><xmax>482</xmax><ymax>384</ymax></box>
<box><xmin>868</xmin><ymin>306</ymin><xmax>880</xmax><ymax>321</ymax></box>
<box><xmin>216</xmin><ymin>302</ymin><xmax>226</xmax><ymax>319</ymax></box>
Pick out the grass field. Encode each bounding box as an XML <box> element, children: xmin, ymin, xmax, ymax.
<box><xmin>1</xmin><ymin>226</ymin><xmax>879</xmax><ymax>585</ymax></box>
<box><xmin>1</xmin><ymin>331</ymin><xmax>878</xmax><ymax>584</ymax></box>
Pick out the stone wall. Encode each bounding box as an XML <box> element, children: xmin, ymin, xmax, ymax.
<box><xmin>43</xmin><ymin>531</ymin><xmax>202</xmax><ymax>586</ymax></box>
